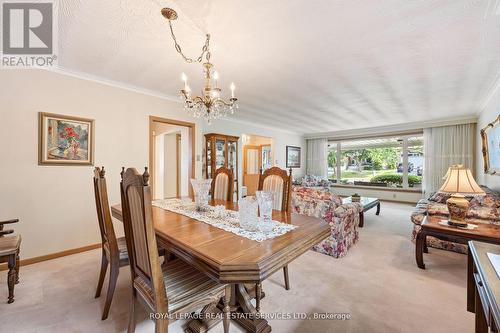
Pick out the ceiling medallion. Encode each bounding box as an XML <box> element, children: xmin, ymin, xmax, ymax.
<box><xmin>162</xmin><ymin>8</ymin><xmax>238</xmax><ymax>124</ymax></box>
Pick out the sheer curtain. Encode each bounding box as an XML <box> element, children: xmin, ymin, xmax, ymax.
<box><xmin>423</xmin><ymin>123</ymin><xmax>476</xmax><ymax>195</ymax></box>
<box><xmin>306</xmin><ymin>138</ymin><xmax>328</xmax><ymax>177</ymax></box>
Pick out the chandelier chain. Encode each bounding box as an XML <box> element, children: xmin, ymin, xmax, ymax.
<box><xmin>168</xmin><ymin>20</ymin><xmax>211</xmax><ymax>63</ymax></box>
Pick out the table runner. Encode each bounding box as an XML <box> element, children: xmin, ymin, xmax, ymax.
<box><xmin>152</xmin><ymin>199</ymin><xmax>297</xmax><ymax>242</ymax></box>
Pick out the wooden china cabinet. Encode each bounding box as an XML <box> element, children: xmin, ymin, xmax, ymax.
<box><xmin>204</xmin><ymin>133</ymin><xmax>239</xmax><ymax>200</ymax></box>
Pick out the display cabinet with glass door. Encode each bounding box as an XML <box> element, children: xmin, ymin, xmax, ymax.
<box><xmin>204</xmin><ymin>133</ymin><xmax>239</xmax><ymax>200</ymax></box>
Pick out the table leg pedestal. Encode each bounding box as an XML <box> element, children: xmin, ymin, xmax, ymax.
<box><xmin>233</xmin><ymin>284</ymin><xmax>271</xmax><ymax>333</ymax></box>
<box><xmin>376</xmin><ymin>202</ymin><xmax>380</xmax><ymax>215</ymax></box>
<box><xmin>184</xmin><ymin>303</ymin><xmax>224</xmax><ymax>333</ymax></box>
<box><xmin>185</xmin><ymin>283</ymin><xmax>271</xmax><ymax>333</ymax></box>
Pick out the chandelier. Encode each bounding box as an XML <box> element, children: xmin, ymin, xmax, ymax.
<box><xmin>161</xmin><ymin>8</ymin><xmax>238</xmax><ymax>124</ymax></box>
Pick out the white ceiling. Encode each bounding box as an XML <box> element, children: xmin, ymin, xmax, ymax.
<box><xmin>56</xmin><ymin>0</ymin><xmax>500</xmax><ymax>134</ymax></box>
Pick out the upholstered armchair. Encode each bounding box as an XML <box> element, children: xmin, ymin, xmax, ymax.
<box><xmin>292</xmin><ymin>187</ymin><xmax>362</xmax><ymax>258</ymax></box>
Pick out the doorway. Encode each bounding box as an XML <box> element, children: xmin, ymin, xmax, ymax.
<box><xmin>242</xmin><ymin>134</ymin><xmax>274</xmax><ymax>196</ymax></box>
<box><xmin>149</xmin><ymin>116</ymin><xmax>195</xmax><ymax>199</ymax></box>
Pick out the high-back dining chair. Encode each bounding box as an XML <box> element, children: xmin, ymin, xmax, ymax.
<box><xmin>258</xmin><ymin>167</ymin><xmax>292</xmax><ymax>212</ymax></box>
<box><xmin>120</xmin><ymin>167</ymin><xmax>230</xmax><ymax>333</ymax></box>
<box><xmin>93</xmin><ymin>167</ymin><xmax>129</xmax><ymax>320</ymax></box>
<box><xmin>0</xmin><ymin>219</ymin><xmax>20</xmax><ymax>304</ymax></box>
<box><xmin>211</xmin><ymin>166</ymin><xmax>234</xmax><ymax>201</ymax></box>
<box><xmin>257</xmin><ymin>166</ymin><xmax>293</xmax><ymax>299</ymax></box>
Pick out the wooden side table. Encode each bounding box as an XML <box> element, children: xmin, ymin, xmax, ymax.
<box><xmin>415</xmin><ymin>216</ymin><xmax>500</xmax><ymax>269</ymax></box>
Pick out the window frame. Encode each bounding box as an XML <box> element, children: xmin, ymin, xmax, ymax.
<box><xmin>327</xmin><ymin>133</ymin><xmax>423</xmax><ymax>191</ymax></box>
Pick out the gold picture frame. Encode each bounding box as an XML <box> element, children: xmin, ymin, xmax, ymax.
<box><xmin>38</xmin><ymin>112</ymin><xmax>95</xmax><ymax>166</ymax></box>
<box><xmin>480</xmin><ymin>114</ymin><xmax>500</xmax><ymax>175</ymax></box>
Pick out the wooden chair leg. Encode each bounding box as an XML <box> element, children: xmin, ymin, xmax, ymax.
<box><xmin>222</xmin><ymin>285</ymin><xmax>231</xmax><ymax>333</ymax></box>
<box><xmin>7</xmin><ymin>255</ymin><xmax>16</xmax><ymax>303</ymax></box>
<box><xmin>95</xmin><ymin>252</ymin><xmax>108</xmax><ymax>298</ymax></box>
<box><xmin>283</xmin><ymin>265</ymin><xmax>290</xmax><ymax>290</ymax></box>
<box><xmin>15</xmin><ymin>249</ymin><xmax>20</xmax><ymax>284</ymax></box>
<box><xmin>101</xmin><ymin>263</ymin><xmax>119</xmax><ymax>320</ymax></box>
<box><xmin>127</xmin><ymin>290</ymin><xmax>136</xmax><ymax>333</ymax></box>
<box><xmin>255</xmin><ymin>282</ymin><xmax>262</xmax><ymax>313</ymax></box>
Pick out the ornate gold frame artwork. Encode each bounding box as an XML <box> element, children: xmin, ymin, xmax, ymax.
<box><xmin>480</xmin><ymin>115</ymin><xmax>500</xmax><ymax>175</ymax></box>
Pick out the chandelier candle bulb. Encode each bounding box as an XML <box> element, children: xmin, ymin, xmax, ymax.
<box><xmin>230</xmin><ymin>82</ymin><xmax>235</xmax><ymax>98</ymax></box>
<box><xmin>213</xmin><ymin>71</ymin><xmax>219</xmax><ymax>87</ymax></box>
<box><xmin>181</xmin><ymin>73</ymin><xmax>188</xmax><ymax>90</ymax></box>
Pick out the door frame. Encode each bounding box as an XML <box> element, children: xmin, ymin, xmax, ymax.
<box><xmin>176</xmin><ymin>133</ymin><xmax>181</xmax><ymax>198</ymax></box>
<box><xmin>149</xmin><ymin>116</ymin><xmax>195</xmax><ymax>198</ymax></box>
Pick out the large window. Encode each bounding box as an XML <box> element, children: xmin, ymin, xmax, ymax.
<box><xmin>327</xmin><ymin>135</ymin><xmax>423</xmax><ymax>190</ymax></box>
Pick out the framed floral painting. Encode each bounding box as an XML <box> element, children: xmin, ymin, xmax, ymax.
<box><xmin>38</xmin><ymin>112</ymin><xmax>94</xmax><ymax>165</ymax></box>
<box><xmin>481</xmin><ymin>114</ymin><xmax>500</xmax><ymax>175</ymax></box>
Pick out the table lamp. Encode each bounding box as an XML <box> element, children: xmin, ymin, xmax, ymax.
<box><xmin>439</xmin><ymin>165</ymin><xmax>485</xmax><ymax>227</ymax></box>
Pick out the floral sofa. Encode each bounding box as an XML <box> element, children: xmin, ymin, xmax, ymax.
<box><xmin>292</xmin><ymin>186</ymin><xmax>362</xmax><ymax>258</ymax></box>
<box><xmin>410</xmin><ymin>186</ymin><xmax>500</xmax><ymax>254</ymax></box>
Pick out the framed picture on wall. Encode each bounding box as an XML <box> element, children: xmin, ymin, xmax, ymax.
<box><xmin>286</xmin><ymin>145</ymin><xmax>301</xmax><ymax>168</ymax></box>
<box><xmin>38</xmin><ymin>112</ymin><xmax>95</xmax><ymax>165</ymax></box>
<box><xmin>480</xmin><ymin>114</ymin><xmax>500</xmax><ymax>175</ymax></box>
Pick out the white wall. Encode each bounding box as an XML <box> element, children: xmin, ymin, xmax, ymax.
<box><xmin>0</xmin><ymin>69</ymin><xmax>306</xmax><ymax>259</ymax></box>
<box><xmin>163</xmin><ymin>132</ymin><xmax>178</xmax><ymax>198</ymax></box>
<box><xmin>204</xmin><ymin>120</ymin><xmax>307</xmax><ymax>199</ymax></box>
<box><xmin>153</xmin><ymin>123</ymin><xmax>190</xmax><ymax>197</ymax></box>
<box><xmin>476</xmin><ymin>88</ymin><xmax>500</xmax><ymax>192</ymax></box>
<box><xmin>154</xmin><ymin>134</ymin><xmax>165</xmax><ymax>199</ymax></box>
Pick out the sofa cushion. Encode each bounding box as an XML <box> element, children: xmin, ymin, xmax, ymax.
<box><xmin>470</xmin><ymin>186</ymin><xmax>500</xmax><ymax>208</ymax></box>
<box><xmin>292</xmin><ymin>186</ymin><xmax>342</xmax><ymax>207</ymax></box>
<box><xmin>427</xmin><ymin>202</ymin><xmax>449</xmax><ymax>216</ymax></box>
<box><xmin>428</xmin><ymin>191</ymin><xmax>451</xmax><ymax>204</ymax></box>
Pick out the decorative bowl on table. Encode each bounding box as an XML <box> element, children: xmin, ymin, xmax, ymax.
<box><xmin>190</xmin><ymin>179</ymin><xmax>212</xmax><ymax>211</ymax></box>
<box><xmin>351</xmin><ymin>193</ymin><xmax>361</xmax><ymax>202</ymax></box>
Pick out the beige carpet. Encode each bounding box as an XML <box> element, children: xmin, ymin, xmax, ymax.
<box><xmin>0</xmin><ymin>202</ymin><xmax>473</xmax><ymax>332</ymax></box>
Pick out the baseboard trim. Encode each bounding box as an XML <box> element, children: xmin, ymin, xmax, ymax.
<box><xmin>0</xmin><ymin>243</ymin><xmax>101</xmax><ymax>271</ymax></box>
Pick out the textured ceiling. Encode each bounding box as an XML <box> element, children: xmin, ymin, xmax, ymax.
<box><xmin>56</xmin><ymin>0</ymin><xmax>500</xmax><ymax>134</ymax></box>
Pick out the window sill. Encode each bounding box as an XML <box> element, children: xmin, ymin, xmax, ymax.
<box><xmin>329</xmin><ymin>184</ymin><xmax>423</xmax><ymax>194</ymax></box>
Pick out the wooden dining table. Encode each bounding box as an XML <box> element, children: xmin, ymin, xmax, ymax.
<box><xmin>111</xmin><ymin>199</ymin><xmax>330</xmax><ymax>333</ymax></box>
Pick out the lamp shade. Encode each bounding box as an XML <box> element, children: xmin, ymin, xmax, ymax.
<box><xmin>439</xmin><ymin>165</ymin><xmax>485</xmax><ymax>195</ymax></box>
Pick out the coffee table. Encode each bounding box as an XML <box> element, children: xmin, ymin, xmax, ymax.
<box><xmin>342</xmin><ymin>196</ymin><xmax>380</xmax><ymax>228</ymax></box>
<box><xmin>416</xmin><ymin>215</ymin><xmax>500</xmax><ymax>269</ymax></box>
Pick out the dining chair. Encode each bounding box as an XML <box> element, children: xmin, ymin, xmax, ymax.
<box><xmin>211</xmin><ymin>166</ymin><xmax>234</xmax><ymax>201</ymax></box>
<box><xmin>0</xmin><ymin>219</ymin><xmax>20</xmax><ymax>304</ymax></box>
<box><xmin>257</xmin><ymin>166</ymin><xmax>293</xmax><ymax>306</ymax></box>
<box><xmin>93</xmin><ymin>166</ymin><xmax>130</xmax><ymax>320</ymax></box>
<box><xmin>120</xmin><ymin>167</ymin><xmax>231</xmax><ymax>333</ymax></box>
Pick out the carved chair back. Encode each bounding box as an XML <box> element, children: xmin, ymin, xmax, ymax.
<box><xmin>258</xmin><ymin>167</ymin><xmax>292</xmax><ymax>211</ymax></box>
<box><xmin>211</xmin><ymin>166</ymin><xmax>234</xmax><ymax>201</ymax></box>
<box><xmin>93</xmin><ymin>167</ymin><xmax>119</xmax><ymax>261</ymax></box>
<box><xmin>120</xmin><ymin>167</ymin><xmax>168</xmax><ymax>315</ymax></box>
